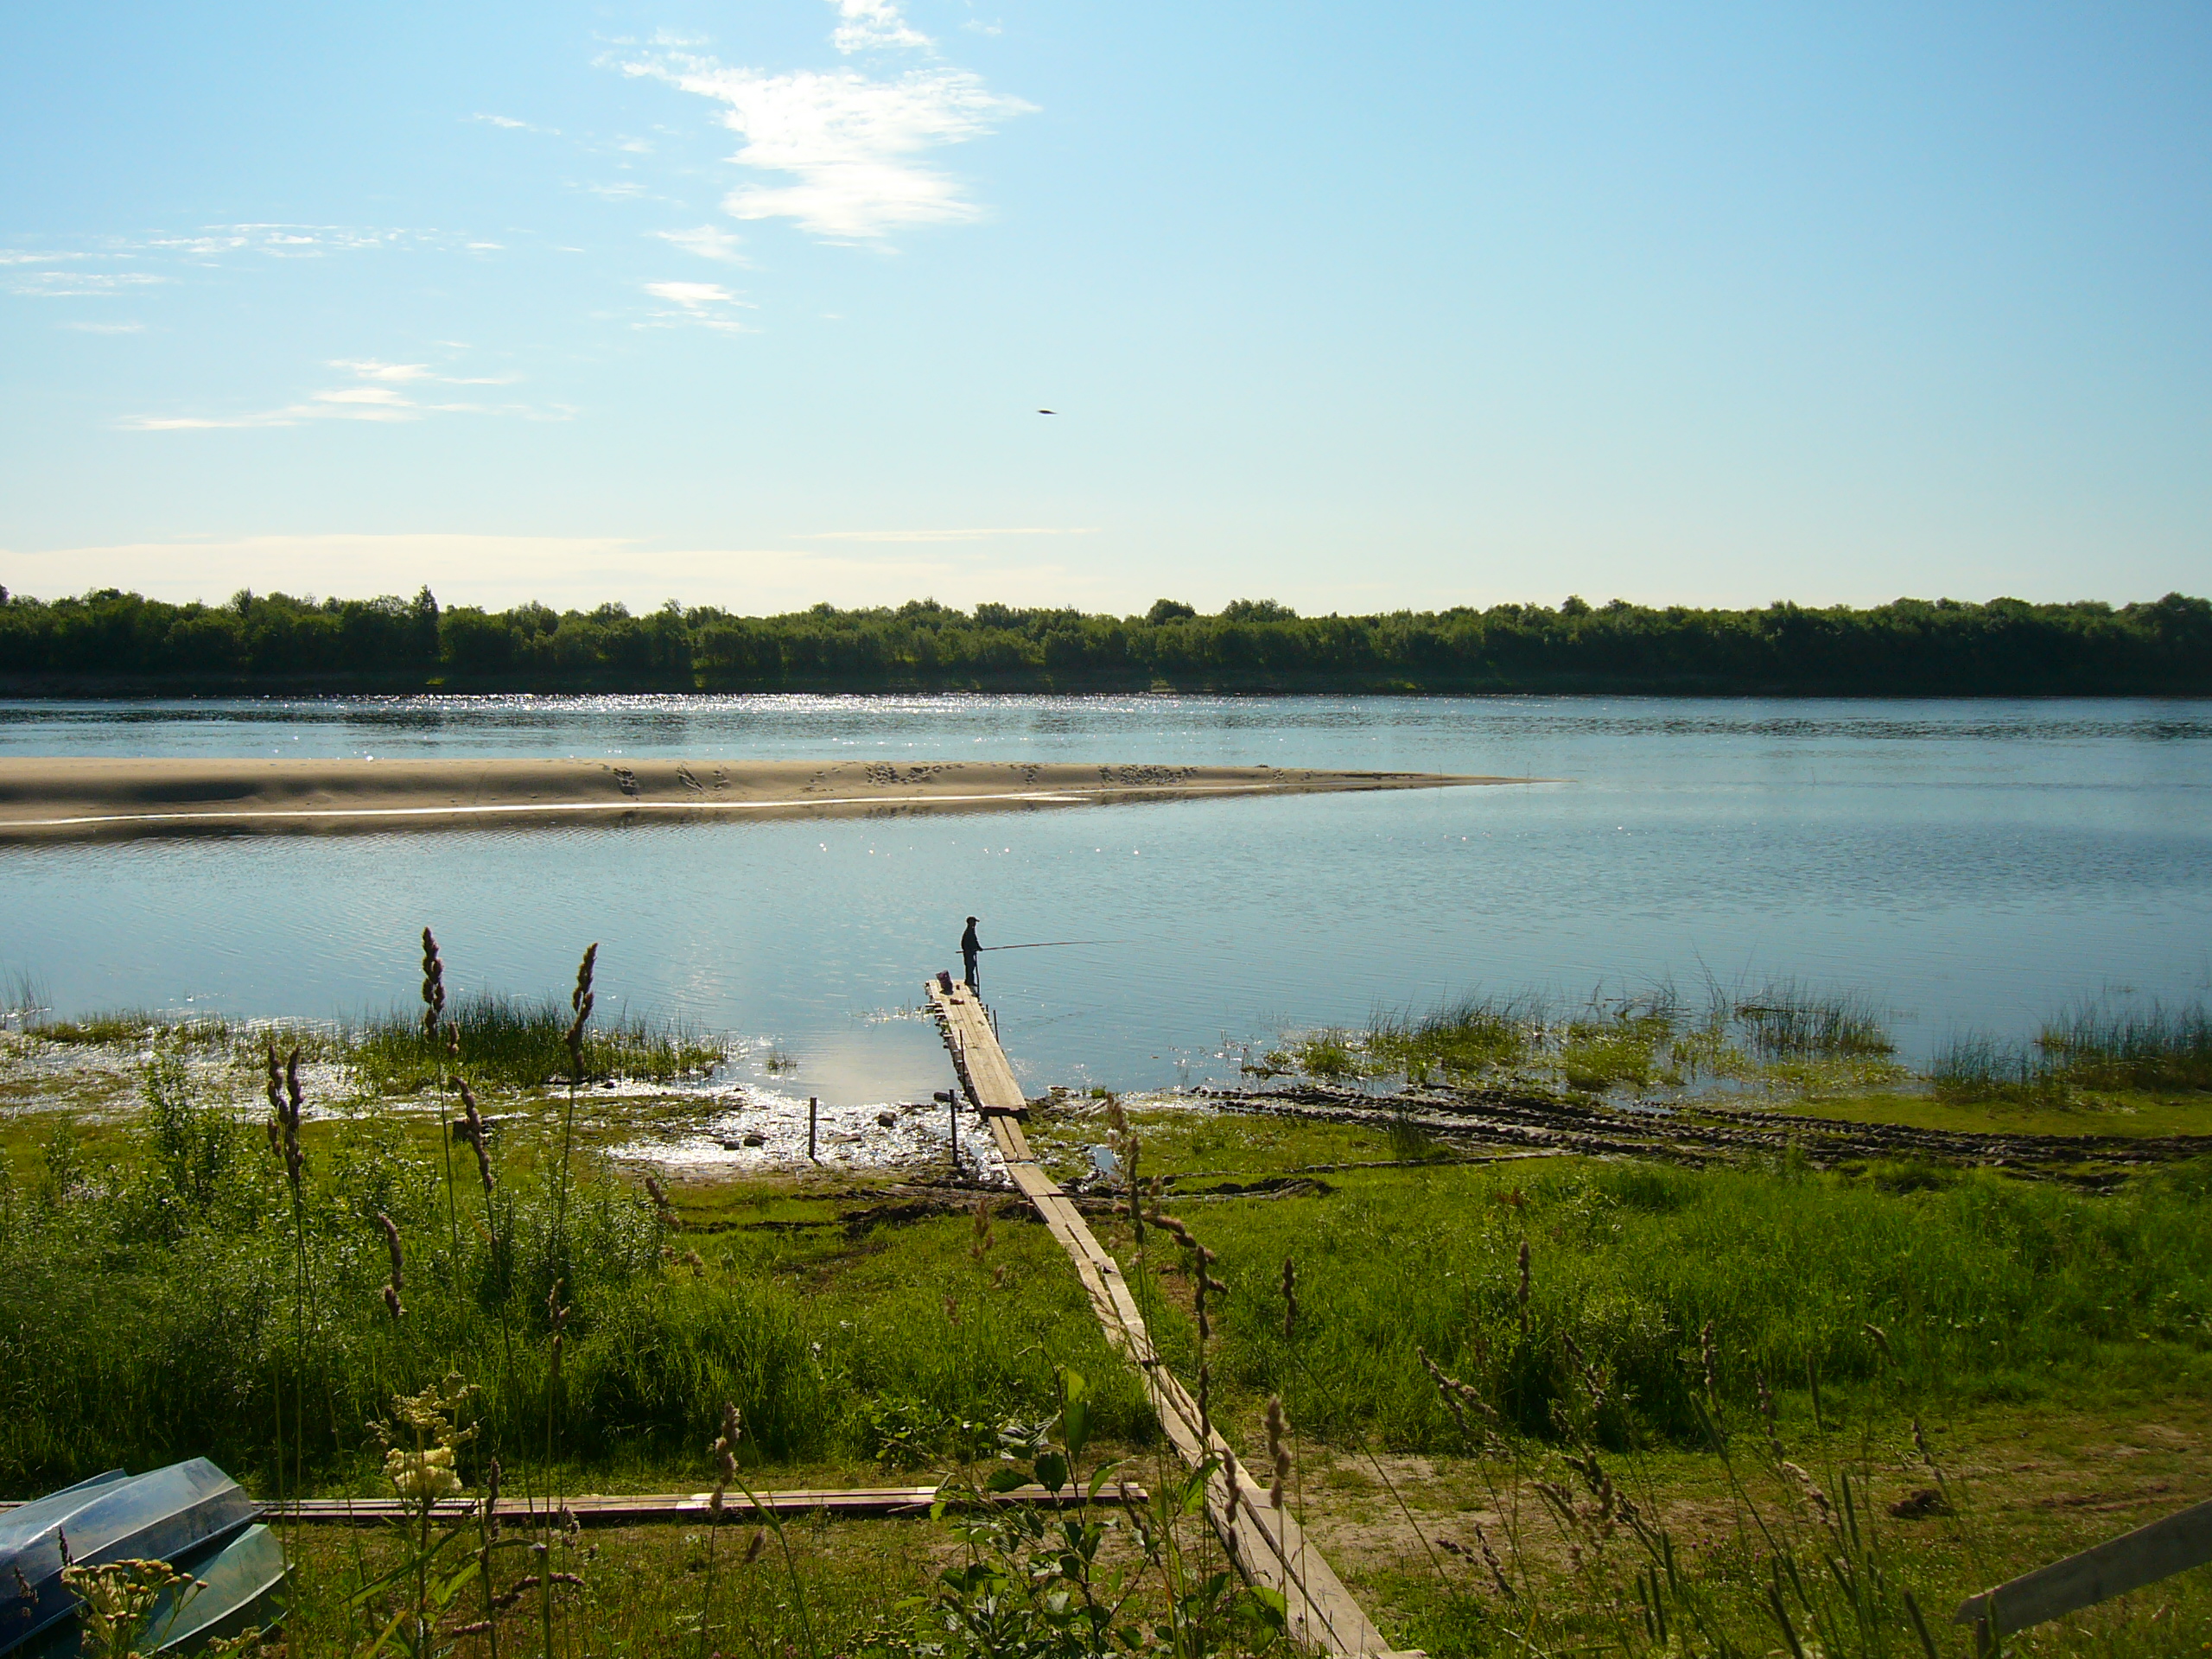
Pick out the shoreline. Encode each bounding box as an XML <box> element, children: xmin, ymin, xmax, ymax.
<box><xmin>0</xmin><ymin>757</ymin><xmax>1531</xmax><ymax>842</ymax></box>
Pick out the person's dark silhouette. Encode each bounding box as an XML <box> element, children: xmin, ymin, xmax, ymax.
<box><xmin>961</xmin><ymin>916</ymin><xmax>982</xmax><ymax>993</ymax></box>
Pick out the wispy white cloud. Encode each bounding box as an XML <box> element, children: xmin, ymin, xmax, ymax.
<box><xmin>472</xmin><ymin>112</ymin><xmax>560</xmax><ymax>134</ymax></box>
<box><xmin>4</xmin><ymin>224</ymin><xmax>441</xmax><ymax>301</ymax></box>
<box><xmin>642</xmin><ymin>281</ymin><xmax>752</xmax><ymax>332</ymax></box>
<box><xmin>832</xmin><ymin>0</ymin><xmax>931</xmax><ymax>54</ymax></box>
<box><xmin>331</xmin><ymin>359</ymin><xmax>434</xmax><ymax>384</ymax></box>
<box><xmin>142</xmin><ymin>225</ymin><xmax>423</xmax><ymax>259</ymax></box>
<box><xmin>120</xmin><ymin>359</ymin><xmax>558</xmax><ymax>430</ymax></box>
<box><xmin>60</xmin><ymin>320</ymin><xmax>146</xmax><ymax>334</ymax></box>
<box><xmin>10</xmin><ymin>270</ymin><xmax>164</xmax><ymax>296</ymax></box>
<box><xmin>803</xmin><ymin>527</ymin><xmax>1101</xmax><ymax>543</ymax></box>
<box><xmin>653</xmin><ymin>225</ymin><xmax>749</xmax><ymax>264</ymax></box>
<box><xmin>620</xmin><ymin>0</ymin><xmax>1033</xmax><ymax>241</ymax></box>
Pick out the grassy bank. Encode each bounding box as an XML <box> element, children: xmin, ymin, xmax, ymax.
<box><xmin>0</xmin><ymin>1079</ymin><xmax>1146</xmax><ymax>1491</ymax></box>
<box><xmin>15</xmin><ymin>991</ymin><xmax>723</xmax><ymax>1093</ymax></box>
<box><xmin>1111</xmin><ymin>1152</ymin><xmax>2212</xmax><ymax>1450</ymax></box>
<box><xmin>1275</xmin><ymin>980</ymin><xmax>2212</xmax><ymax>1116</ymax></box>
<box><xmin>7</xmin><ymin>963</ymin><xmax>2212</xmax><ymax>1655</ymax></box>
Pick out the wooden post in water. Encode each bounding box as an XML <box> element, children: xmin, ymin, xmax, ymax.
<box><xmin>936</xmin><ymin>1089</ymin><xmax>958</xmax><ymax>1171</ymax></box>
<box><xmin>808</xmin><ymin>1096</ymin><xmax>817</xmax><ymax>1161</ymax></box>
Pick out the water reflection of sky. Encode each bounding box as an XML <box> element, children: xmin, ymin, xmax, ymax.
<box><xmin>3</xmin><ymin>695</ymin><xmax>2208</xmax><ymax>1104</ymax></box>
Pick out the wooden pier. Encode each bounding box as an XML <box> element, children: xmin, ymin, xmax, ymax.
<box><xmin>928</xmin><ymin>976</ymin><xmax>1410</xmax><ymax>1658</ymax></box>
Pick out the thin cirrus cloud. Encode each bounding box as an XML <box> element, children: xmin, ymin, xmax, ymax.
<box><xmin>802</xmin><ymin>527</ymin><xmax>1101</xmax><ymax>543</ymax></box>
<box><xmin>8</xmin><ymin>270</ymin><xmax>164</xmax><ymax>296</ymax></box>
<box><xmin>621</xmin><ymin>0</ymin><xmax>1033</xmax><ymax>242</ymax></box>
<box><xmin>119</xmin><ymin>359</ymin><xmax>549</xmax><ymax>431</ymax></box>
<box><xmin>642</xmin><ymin>280</ymin><xmax>753</xmax><ymax>332</ymax></box>
<box><xmin>653</xmin><ymin>225</ymin><xmax>749</xmax><ymax>264</ymax></box>
<box><xmin>3</xmin><ymin>226</ymin><xmax>442</xmax><ymax>300</ymax></box>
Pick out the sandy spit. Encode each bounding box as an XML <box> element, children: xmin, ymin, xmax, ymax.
<box><xmin>0</xmin><ymin>757</ymin><xmax>1528</xmax><ymax>842</ymax></box>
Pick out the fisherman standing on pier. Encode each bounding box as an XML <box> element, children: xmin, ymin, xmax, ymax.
<box><xmin>961</xmin><ymin>915</ymin><xmax>982</xmax><ymax>993</ymax></box>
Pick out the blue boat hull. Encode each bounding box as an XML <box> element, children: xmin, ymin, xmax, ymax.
<box><xmin>0</xmin><ymin>1462</ymin><xmax>257</xmax><ymax>1655</ymax></box>
<box><xmin>16</xmin><ymin>1524</ymin><xmax>287</xmax><ymax>1657</ymax></box>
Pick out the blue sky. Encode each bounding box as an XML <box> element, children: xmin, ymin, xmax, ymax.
<box><xmin>2</xmin><ymin>2</ymin><xmax>2207</xmax><ymax>613</ymax></box>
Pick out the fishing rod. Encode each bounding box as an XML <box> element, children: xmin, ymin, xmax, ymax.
<box><xmin>977</xmin><ymin>939</ymin><xmax>1129</xmax><ymax>951</ymax></box>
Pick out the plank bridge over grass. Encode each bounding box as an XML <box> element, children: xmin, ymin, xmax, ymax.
<box><xmin>927</xmin><ymin>976</ymin><xmax>1411</xmax><ymax>1659</ymax></box>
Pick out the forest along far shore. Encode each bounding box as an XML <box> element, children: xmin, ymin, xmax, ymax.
<box><xmin>0</xmin><ymin>758</ymin><xmax>1520</xmax><ymax>842</ymax></box>
<box><xmin>0</xmin><ymin>587</ymin><xmax>2208</xmax><ymax>696</ymax></box>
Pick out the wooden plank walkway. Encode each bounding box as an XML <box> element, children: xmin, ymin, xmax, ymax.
<box><xmin>928</xmin><ymin>977</ymin><xmax>1411</xmax><ymax>1658</ymax></box>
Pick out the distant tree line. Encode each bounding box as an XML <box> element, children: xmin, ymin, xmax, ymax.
<box><xmin>0</xmin><ymin>582</ymin><xmax>2207</xmax><ymax>696</ymax></box>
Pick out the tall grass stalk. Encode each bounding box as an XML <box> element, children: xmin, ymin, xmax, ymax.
<box><xmin>420</xmin><ymin>930</ymin><xmax>464</xmax><ymax>1287</ymax></box>
<box><xmin>264</xmin><ymin>1043</ymin><xmax>308</xmax><ymax>1546</ymax></box>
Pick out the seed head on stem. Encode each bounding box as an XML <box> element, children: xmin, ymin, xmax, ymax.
<box><xmin>420</xmin><ymin>928</ymin><xmax>446</xmax><ymax>1040</ymax></box>
<box><xmin>1264</xmin><ymin>1395</ymin><xmax>1292</xmax><ymax>1510</ymax></box>
<box><xmin>709</xmin><ymin>1402</ymin><xmax>741</xmax><ymax>1521</ymax></box>
<box><xmin>1281</xmin><ymin>1257</ymin><xmax>1297</xmax><ymax>1341</ymax></box>
<box><xmin>264</xmin><ymin>1044</ymin><xmax>304</xmax><ymax>1191</ymax></box>
<box><xmin>565</xmin><ymin>944</ymin><xmax>598</xmax><ymax>1084</ymax></box>
<box><xmin>457</xmin><ymin>1080</ymin><xmax>494</xmax><ymax>1198</ymax></box>
<box><xmin>547</xmin><ymin>1280</ymin><xmax>570</xmax><ymax>1384</ymax></box>
<box><xmin>1756</xmin><ymin>1370</ymin><xmax>1783</xmax><ymax>1464</ymax></box>
<box><xmin>378</xmin><ymin>1212</ymin><xmax>404</xmax><ymax>1319</ymax></box>
<box><xmin>1418</xmin><ymin>1346</ymin><xmax>1503</xmax><ymax>1454</ymax></box>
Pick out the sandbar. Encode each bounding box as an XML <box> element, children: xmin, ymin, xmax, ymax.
<box><xmin>0</xmin><ymin>757</ymin><xmax>1530</xmax><ymax>842</ymax></box>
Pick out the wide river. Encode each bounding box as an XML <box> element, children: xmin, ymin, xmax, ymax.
<box><xmin>3</xmin><ymin>695</ymin><xmax>2208</xmax><ymax>1104</ymax></box>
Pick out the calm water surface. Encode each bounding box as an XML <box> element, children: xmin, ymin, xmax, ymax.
<box><xmin>3</xmin><ymin>695</ymin><xmax>2208</xmax><ymax>1104</ymax></box>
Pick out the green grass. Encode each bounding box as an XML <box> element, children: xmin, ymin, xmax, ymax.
<box><xmin>1284</xmin><ymin>986</ymin><xmax>2212</xmax><ymax>1124</ymax></box>
<box><xmin>1940</xmin><ymin>1001</ymin><xmax>2212</xmax><ymax>1102</ymax></box>
<box><xmin>10</xmin><ymin>981</ymin><xmax>2212</xmax><ymax>1656</ymax></box>
<box><xmin>279</xmin><ymin>1515</ymin><xmax>950</xmax><ymax>1656</ymax></box>
<box><xmin>26</xmin><ymin>1008</ymin><xmax>233</xmax><ymax>1047</ymax></box>
<box><xmin>1285</xmin><ymin>979</ymin><xmax>1910</xmax><ymax>1097</ymax></box>
<box><xmin>1102</xmin><ymin>1154</ymin><xmax>2212</xmax><ymax>1452</ymax></box>
<box><xmin>0</xmin><ymin>1065</ymin><xmax>1146</xmax><ymax>1493</ymax></box>
<box><xmin>344</xmin><ymin>991</ymin><xmax>724</xmax><ymax>1092</ymax></box>
<box><xmin>1778</xmin><ymin>1086</ymin><xmax>2212</xmax><ymax>1138</ymax></box>
<box><xmin>11</xmin><ymin>991</ymin><xmax>722</xmax><ymax>1093</ymax></box>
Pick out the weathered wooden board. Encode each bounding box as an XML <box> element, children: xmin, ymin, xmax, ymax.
<box><xmin>926</xmin><ymin>980</ymin><xmax>1413</xmax><ymax>1658</ymax></box>
<box><xmin>0</xmin><ymin>1484</ymin><xmax>1147</xmax><ymax>1527</ymax></box>
<box><xmin>1955</xmin><ymin>1496</ymin><xmax>2212</xmax><ymax>1635</ymax></box>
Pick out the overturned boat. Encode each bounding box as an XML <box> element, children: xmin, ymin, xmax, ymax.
<box><xmin>0</xmin><ymin>1459</ymin><xmax>284</xmax><ymax>1654</ymax></box>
